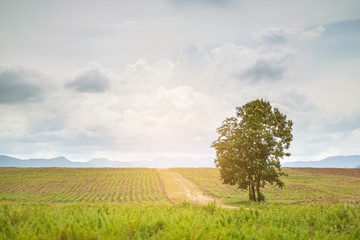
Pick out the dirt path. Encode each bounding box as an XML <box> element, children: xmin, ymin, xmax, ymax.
<box><xmin>156</xmin><ymin>169</ymin><xmax>237</xmax><ymax>209</ymax></box>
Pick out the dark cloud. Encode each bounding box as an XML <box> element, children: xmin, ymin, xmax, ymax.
<box><xmin>0</xmin><ymin>66</ymin><xmax>44</xmax><ymax>104</ymax></box>
<box><xmin>254</xmin><ymin>25</ymin><xmax>325</xmax><ymax>45</ymax></box>
<box><xmin>241</xmin><ymin>59</ymin><xmax>285</xmax><ymax>82</ymax></box>
<box><xmin>65</xmin><ymin>64</ymin><xmax>110</xmax><ymax>93</ymax></box>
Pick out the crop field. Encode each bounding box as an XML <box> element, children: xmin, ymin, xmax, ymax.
<box><xmin>172</xmin><ymin>168</ymin><xmax>360</xmax><ymax>203</ymax></box>
<box><xmin>288</xmin><ymin>167</ymin><xmax>360</xmax><ymax>178</ymax></box>
<box><xmin>0</xmin><ymin>168</ymin><xmax>167</xmax><ymax>203</ymax></box>
<box><xmin>1</xmin><ymin>167</ymin><xmax>360</xmax><ymax>239</ymax></box>
<box><xmin>1</xmin><ymin>167</ymin><xmax>360</xmax><ymax>204</ymax></box>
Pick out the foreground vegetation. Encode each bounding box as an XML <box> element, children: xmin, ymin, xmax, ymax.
<box><xmin>1</xmin><ymin>201</ymin><xmax>359</xmax><ymax>239</ymax></box>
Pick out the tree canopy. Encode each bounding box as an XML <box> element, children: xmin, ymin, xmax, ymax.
<box><xmin>211</xmin><ymin>99</ymin><xmax>293</xmax><ymax>201</ymax></box>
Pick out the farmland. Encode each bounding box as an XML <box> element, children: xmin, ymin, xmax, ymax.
<box><xmin>0</xmin><ymin>167</ymin><xmax>359</xmax><ymax>204</ymax></box>
<box><xmin>0</xmin><ymin>168</ymin><xmax>167</xmax><ymax>203</ymax></box>
<box><xmin>0</xmin><ymin>167</ymin><xmax>360</xmax><ymax>239</ymax></box>
<box><xmin>172</xmin><ymin>168</ymin><xmax>360</xmax><ymax>203</ymax></box>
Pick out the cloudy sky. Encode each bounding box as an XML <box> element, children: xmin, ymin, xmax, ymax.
<box><xmin>0</xmin><ymin>0</ymin><xmax>359</xmax><ymax>162</ymax></box>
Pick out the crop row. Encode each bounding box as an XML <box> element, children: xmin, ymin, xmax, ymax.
<box><xmin>172</xmin><ymin>168</ymin><xmax>360</xmax><ymax>202</ymax></box>
<box><xmin>0</xmin><ymin>168</ymin><xmax>167</xmax><ymax>203</ymax></box>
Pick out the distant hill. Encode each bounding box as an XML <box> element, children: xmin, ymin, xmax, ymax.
<box><xmin>83</xmin><ymin>157</ymin><xmax>214</xmax><ymax>168</ymax></box>
<box><xmin>2</xmin><ymin>155</ymin><xmax>359</xmax><ymax>168</ymax></box>
<box><xmin>282</xmin><ymin>155</ymin><xmax>360</xmax><ymax>168</ymax></box>
<box><xmin>0</xmin><ymin>155</ymin><xmax>215</xmax><ymax>168</ymax></box>
<box><xmin>0</xmin><ymin>155</ymin><xmax>93</xmax><ymax>168</ymax></box>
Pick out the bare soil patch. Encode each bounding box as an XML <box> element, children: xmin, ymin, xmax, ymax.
<box><xmin>288</xmin><ymin>168</ymin><xmax>360</xmax><ymax>178</ymax></box>
<box><xmin>156</xmin><ymin>169</ymin><xmax>237</xmax><ymax>209</ymax></box>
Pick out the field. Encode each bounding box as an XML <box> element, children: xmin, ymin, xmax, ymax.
<box><xmin>172</xmin><ymin>168</ymin><xmax>360</xmax><ymax>204</ymax></box>
<box><xmin>0</xmin><ymin>167</ymin><xmax>360</xmax><ymax>239</ymax></box>
<box><xmin>1</xmin><ymin>167</ymin><xmax>359</xmax><ymax>204</ymax></box>
<box><xmin>0</xmin><ymin>168</ymin><xmax>167</xmax><ymax>203</ymax></box>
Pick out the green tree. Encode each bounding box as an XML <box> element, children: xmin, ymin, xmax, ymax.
<box><xmin>211</xmin><ymin>99</ymin><xmax>293</xmax><ymax>201</ymax></box>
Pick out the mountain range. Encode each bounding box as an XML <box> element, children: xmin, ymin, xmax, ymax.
<box><xmin>0</xmin><ymin>155</ymin><xmax>214</xmax><ymax>168</ymax></box>
<box><xmin>281</xmin><ymin>155</ymin><xmax>360</xmax><ymax>168</ymax></box>
<box><xmin>0</xmin><ymin>155</ymin><xmax>359</xmax><ymax>168</ymax></box>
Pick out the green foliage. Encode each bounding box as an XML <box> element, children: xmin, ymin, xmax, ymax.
<box><xmin>202</xmin><ymin>200</ymin><xmax>217</xmax><ymax>214</ymax></box>
<box><xmin>0</xmin><ymin>202</ymin><xmax>359</xmax><ymax>239</ymax></box>
<box><xmin>212</xmin><ymin>99</ymin><xmax>293</xmax><ymax>201</ymax></box>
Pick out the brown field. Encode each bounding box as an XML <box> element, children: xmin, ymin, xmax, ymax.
<box><xmin>287</xmin><ymin>167</ymin><xmax>360</xmax><ymax>178</ymax></box>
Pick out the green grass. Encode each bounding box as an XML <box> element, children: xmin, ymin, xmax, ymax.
<box><xmin>0</xmin><ymin>201</ymin><xmax>359</xmax><ymax>240</ymax></box>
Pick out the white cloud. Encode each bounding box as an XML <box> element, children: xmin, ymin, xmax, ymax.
<box><xmin>110</xmin><ymin>84</ymin><xmax>227</xmax><ymax>153</ymax></box>
<box><xmin>0</xmin><ymin>47</ymin><xmax>358</xmax><ymax>161</ymax></box>
<box><xmin>121</xmin><ymin>58</ymin><xmax>174</xmax><ymax>90</ymax></box>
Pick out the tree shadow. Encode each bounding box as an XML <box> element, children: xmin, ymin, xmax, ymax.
<box><xmin>223</xmin><ymin>199</ymin><xmax>304</xmax><ymax>207</ymax></box>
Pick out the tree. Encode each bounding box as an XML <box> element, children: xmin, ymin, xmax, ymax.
<box><xmin>211</xmin><ymin>99</ymin><xmax>293</xmax><ymax>202</ymax></box>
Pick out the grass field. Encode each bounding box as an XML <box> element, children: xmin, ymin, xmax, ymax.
<box><xmin>0</xmin><ymin>167</ymin><xmax>359</xmax><ymax>239</ymax></box>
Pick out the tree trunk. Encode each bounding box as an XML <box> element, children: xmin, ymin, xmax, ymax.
<box><xmin>256</xmin><ymin>170</ymin><xmax>263</xmax><ymax>202</ymax></box>
<box><xmin>248</xmin><ymin>185</ymin><xmax>253</xmax><ymax>201</ymax></box>
<box><xmin>248</xmin><ymin>185</ymin><xmax>256</xmax><ymax>201</ymax></box>
<box><xmin>252</xmin><ymin>185</ymin><xmax>256</xmax><ymax>201</ymax></box>
<box><xmin>256</xmin><ymin>183</ymin><xmax>261</xmax><ymax>202</ymax></box>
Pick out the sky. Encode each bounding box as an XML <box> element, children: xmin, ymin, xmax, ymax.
<box><xmin>0</xmin><ymin>0</ymin><xmax>359</xmax><ymax>163</ymax></box>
